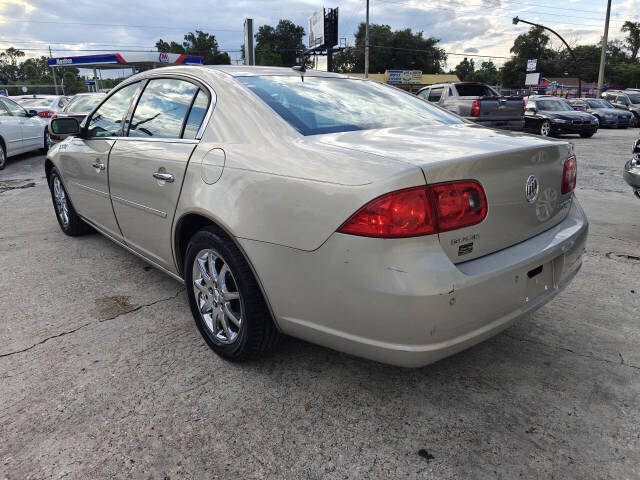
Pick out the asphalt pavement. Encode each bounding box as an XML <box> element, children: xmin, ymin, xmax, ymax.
<box><xmin>1</xmin><ymin>128</ymin><xmax>639</xmax><ymax>479</ymax></box>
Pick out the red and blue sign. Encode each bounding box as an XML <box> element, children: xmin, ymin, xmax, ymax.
<box><xmin>47</xmin><ymin>52</ymin><xmax>204</xmax><ymax>67</ymax></box>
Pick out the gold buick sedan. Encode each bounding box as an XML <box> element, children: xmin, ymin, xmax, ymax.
<box><xmin>46</xmin><ymin>66</ymin><xmax>587</xmax><ymax>367</ymax></box>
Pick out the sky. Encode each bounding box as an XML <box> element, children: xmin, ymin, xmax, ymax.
<box><xmin>0</xmin><ymin>0</ymin><xmax>638</xmax><ymax>75</ymax></box>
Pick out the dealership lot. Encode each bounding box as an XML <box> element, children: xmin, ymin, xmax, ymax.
<box><xmin>1</xmin><ymin>128</ymin><xmax>639</xmax><ymax>478</ymax></box>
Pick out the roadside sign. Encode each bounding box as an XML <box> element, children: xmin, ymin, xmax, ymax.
<box><xmin>525</xmin><ymin>72</ymin><xmax>540</xmax><ymax>86</ymax></box>
<box><xmin>0</xmin><ymin>89</ymin><xmax>7</xmax><ymax>96</ymax></box>
<box><xmin>308</xmin><ymin>8</ymin><xmax>325</xmax><ymax>48</ymax></box>
<box><xmin>84</xmin><ymin>81</ymin><xmax>96</xmax><ymax>85</ymax></box>
<box><xmin>21</xmin><ymin>86</ymin><xmax>27</xmax><ymax>93</ymax></box>
<box><xmin>386</xmin><ymin>70</ymin><xmax>422</xmax><ymax>84</ymax></box>
<box><xmin>527</xmin><ymin>59</ymin><xmax>537</xmax><ymax>72</ymax></box>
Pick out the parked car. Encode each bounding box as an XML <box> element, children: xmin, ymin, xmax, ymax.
<box><xmin>524</xmin><ymin>95</ymin><xmax>599</xmax><ymax>137</ymax></box>
<box><xmin>624</xmin><ymin>137</ymin><xmax>640</xmax><ymax>199</ymax></box>
<box><xmin>417</xmin><ymin>82</ymin><xmax>524</xmax><ymax>130</ymax></box>
<box><xmin>569</xmin><ymin>98</ymin><xmax>634</xmax><ymax>128</ymax></box>
<box><xmin>17</xmin><ymin>95</ymin><xmax>69</xmax><ymax>119</ymax></box>
<box><xmin>45</xmin><ymin>66</ymin><xmax>587</xmax><ymax>367</ymax></box>
<box><xmin>50</xmin><ymin>93</ymin><xmax>106</xmax><ymax>144</ymax></box>
<box><xmin>601</xmin><ymin>90</ymin><xmax>640</xmax><ymax>127</ymax></box>
<box><xmin>0</xmin><ymin>96</ymin><xmax>50</xmax><ymax>169</ymax></box>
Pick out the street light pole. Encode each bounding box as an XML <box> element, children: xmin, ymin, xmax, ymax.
<box><xmin>364</xmin><ymin>0</ymin><xmax>370</xmax><ymax>78</ymax></box>
<box><xmin>513</xmin><ymin>16</ymin><xmax>582</xmax><ymax>98</ymax></box>
<box><xmin>596</xmin><ymin>0</ymin><xmax>612</xmax><ymax>96</ymax></box>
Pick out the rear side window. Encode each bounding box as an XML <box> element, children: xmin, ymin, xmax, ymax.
<box><xmin>129</xmin><ymin>79</ymin><xmax>198</xmax><ymax>138</ymax></box>
<box><xmin>0</xmin><ymin>102</ymin><xmax>9</xmax><ymax>116</ymax></box>
<box><xmin>455</xmin><ymin>84</ymin><xmax>496</xmax><ymax>97</ymax></box>
<box><xmin>87</xmin><ymin>82</ymin><xmax>140</xmax><ymax>137</ymax></box>
<box><xmin>182</xmin><ymin>89</ymin><xmax>209</xmax><ymax>139</ymax></box>
<box><xmin>428</xmin><ymin>87</ymin><xmax>443</xmax><ymax>102</ymax></box>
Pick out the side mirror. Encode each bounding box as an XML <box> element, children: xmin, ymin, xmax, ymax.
<box><xmin>49</xmin><ymin>117</ymin><xmax>81</xmax><ymax>140</ymax></box>
<box><xmin>28</xmin><ymin>110</ymin><xmax>38</xmax><ymax>117</ymax></box>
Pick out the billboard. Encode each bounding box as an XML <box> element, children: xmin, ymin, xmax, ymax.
<box><xmin>386</xmin><ymin>70</ymin><xmax>423</xmax><ymax>84</ymax></box>
<box><xmin>308</xmin><ymin>8</ymin><xmax>325</xmax><ymax>48</ymax></box>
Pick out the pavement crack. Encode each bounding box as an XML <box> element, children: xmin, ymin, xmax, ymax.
<box><xmin>504</xmin><ymin>333</ymin><xmax>640</xmax><ymax>371</ymax></box>
<box><xmin>0</xmin><ymin>288</ymin><xmax>184</xmax><ymax>359</ymax></box>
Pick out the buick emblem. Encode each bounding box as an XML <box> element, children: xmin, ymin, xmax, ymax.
<box><xmin>525</xmin><ymin>174</ymin><xmax>539</xmax><ymax>203</ymax></box>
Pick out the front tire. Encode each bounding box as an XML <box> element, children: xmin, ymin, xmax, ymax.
<box><xmin>540</xmin><ymin>120</ymin><xmax>552</xmax><ymax>137</ymax></box>
<box><xmin>48</xmin><ymin>168</ymin><xmax>91</xmax><ymax>236</ymax></box>
<box><xmin>184</xmin><ymin>227</ymin><xmax>279</xmax><ymax>361</ymax></box>
<box><xmin>580</xmin><ymin>130</ymin><xmax>595</xmax><ymax>138</ymax></box>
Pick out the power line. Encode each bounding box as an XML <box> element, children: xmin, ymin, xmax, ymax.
<box><xmin>8</xmin><ymin>18</ymin><xmax>242</xmax><ymax>32</ymax></box>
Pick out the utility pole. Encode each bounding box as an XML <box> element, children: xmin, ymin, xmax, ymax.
<box><xmin>49</xmin><ymin>46</ymin><xmax>59</xmax><ymax>95</ymax></box>
<box><xmin>596</xmin><ymin>0</ymin><xmax>612</xmax><ymax>96</ymax></box>
<box><xmin>364</xmin><ymin>0</ymin><xmax>370</xmax><ymax>78</ymax></box>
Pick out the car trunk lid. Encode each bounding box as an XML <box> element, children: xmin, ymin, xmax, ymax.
<box><xmin>318</xmin><ymin>124</ymin><xmax>574</xmax><ymax>263</ymax></box>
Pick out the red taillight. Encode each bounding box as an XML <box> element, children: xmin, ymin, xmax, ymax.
<box><xmin>522</xmin><ymin>99</ymin><xmax>526</xmax><ymax>116</ymax></box>
<box><xmin>470</xmin><ymin>99</ymin><xmax>481</xmax><ymax>117</ymax></box>
<box><xmin>429</xmin><ymin>181</ymin><xmax>488</xmax><ymax>232</ymax></box>
<box><xmin>38</xmin><ymin>110</ymin><xmax>55</xmax><ymax>118</ymax></box>
<box><xmin>337</xmin><ymin>181</ymin><xmax>487</xmax><ymax>238</ymax></box>
<box><xmin>561</xmin><ymin>156</ymin><xmax>577</xmax><ymax>194</ymax></box>
<box><xmin>51</xmin><ymin>114</ymin><xmax>57</xmax><ymax>120</ymax></box>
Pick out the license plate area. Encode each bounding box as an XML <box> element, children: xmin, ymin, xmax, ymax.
<box><xmin>526</xmin><ymin>262</ymin><xmax>554</xmax><ymax>300</ymax></box>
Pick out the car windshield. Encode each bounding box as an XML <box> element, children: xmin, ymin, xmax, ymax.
<box><xmin>65</xmin><ymin>95</ymin><xmax>104</xmax><ymax>113</ymax></box>
<box><xmin>536</xmin><ymin>100</ymin><xmax>575</xmax><ymax>112</ymax></box>
<box><xmin>236</xmin><ymin>75</ymin><xmax>462</xmax><ymax>135</ymax></box>
<box><xmin>628</xmin><ymin>93</ymin><xmax>640</xmax><ymax>104</ymax></box>
<box><xmin>586</xmin><ymin>99</ymin><xmax>613</xmax><ymax>108</ymax></box>
<box><xmin>20</xmin><ymin>98</ymin><xmax>52</xmax><ymax>107</ymax></box>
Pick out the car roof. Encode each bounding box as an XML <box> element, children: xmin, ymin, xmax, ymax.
<box><xmin>201</xmin><ymin>65</ymin><xmax>347</xmax><ymax>78</ymax></box>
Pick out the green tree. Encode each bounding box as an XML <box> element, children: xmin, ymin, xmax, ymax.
<box><xmin>333</xmin><ymin>23</ymin><xmax>446</xmax><ymax>74</ymax></box>
<box><xmin>500</xmin><ymin>26</ymin><xmax>562</xmax><ymax>88</ymax></box>
<box><xmin>255</xmin><ymin>20</ymin><xmax>306</xmax><ymax>67</ymax></box>
<box><xmin>453</xmin><ymin>57</ymin><xmax>475</xmax><ymax>81</ymax></box>
<box><xmin>468</xmin><ymin>60</ymin><xmax>499</xmax><ymax>85</ymax></box>
<box><xmin>156</xmin><ymin>30</ymin><xmax>230</xmax><ymax>64</ymax></box>
<box><xmin>621</xmin><ymin>21</ymin><xmax>640</xmax><ymax>61</ymax></box>
<box><xmin>0</xmin><ymin>47</ymin><xmax>26</xmax><ymax>81</ymax></box>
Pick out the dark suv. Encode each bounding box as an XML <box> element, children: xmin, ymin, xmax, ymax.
<box><xmin>601</xmin><ymin>90</ymin><xmax>640</xmax><ymax>127</ymax></box>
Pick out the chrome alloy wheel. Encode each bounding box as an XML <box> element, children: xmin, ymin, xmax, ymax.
<box><xmin>540</xmin><ymin>120</ymin><xmax>551</xmax><ymax>137</ymax></box>
<box><xmin>192</xmin><ymin>249</ymin><xmax>243</xmax><ymax>344</ymax></box>
<box><xmin>0</xmin><ymin>146</ymin><xmax>6</xmax><ymax>169</ymax></box>
<box><xmin>52</xmin><ymin>176</ymin><xmax>70</xmax><ymax>227</ymax></box>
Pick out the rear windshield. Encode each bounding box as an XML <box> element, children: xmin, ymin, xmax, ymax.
<box><xmin>20</xmin><ymin>98</ymin><xmax>52</xmax><ymax>107</ymax></box>
<box><xmin>236</xmin><ymin>76</ymin><xmax>462</xmax><ymax>136</ymax></box>
<box><xmin>64</xmin><ymin>95</ymin><xmax>104</xmax><ymax>114</ymax></box>
<box><xmin>455</xmin><ymin>84</ymin><xmax>496</xmax><ymax>97</ymax></box>
<box><xmin>628</xmin><ymin>93</ymin><xmax>640</xmax><ymax>104</ymax></box>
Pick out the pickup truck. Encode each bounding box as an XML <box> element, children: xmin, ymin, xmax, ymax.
<box><xmin>417</xmin><ymin>82</ymin><xmax>524</xmax><ymax>130</ymax></box>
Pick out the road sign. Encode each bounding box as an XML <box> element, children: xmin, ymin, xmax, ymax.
<box><xmin>84</xmin><ymin>81</ymin><xmax>96</xmax><ymax>85</ymax></box>
<box><xmin>527</xmin><ymin>59</ymin><xmax>537</xmax><ymax>72</ymax></box>
<box><xmin>525</xmin><ymin>72</ymin><xmax>540</xmax><ymax>86</ymax></box>
<box><xmin>0</xmin><ymin>89</ymin><xmax>7</xmax><ymax>96</ymax></box>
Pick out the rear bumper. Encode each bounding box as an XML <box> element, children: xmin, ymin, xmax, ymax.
<box><xmin>241</xmin><ymin>198</ymin><xmax>588</xmax><ymax>367</ymax></box>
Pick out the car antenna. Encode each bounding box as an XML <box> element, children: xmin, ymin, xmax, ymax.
<box><xmin>291</xmin><ymin>64</ymin><xmax>306</xmax><ymax>82</ymax></box>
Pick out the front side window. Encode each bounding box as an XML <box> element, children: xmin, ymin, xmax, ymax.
<box><xmin>428</xmin><ymin>87</ymin><xmax>443</xmax><ymax>102</ymax></box>
<box><xmin>627</xmin><ymin>93</ymin><xmax>640</xmax><ymax>105</ymax></box>
<box><xmin>1</xmin><ymin>98</ymin><xmax>27</xmax><ymax>117</ymax></box>
<box><xmin>237</xmin><ymin>76</ymin><xmax>461</xmax><ymax>136</ymax></box>
<box><xmin>86</xmin><ymin>82</ymin><xmax>140</xmax><ymax>138</ymax></box>
<box><xmin>128</xmin><ymin>79</ymin><xmax>198</xmax><ymax>138</ymax></box>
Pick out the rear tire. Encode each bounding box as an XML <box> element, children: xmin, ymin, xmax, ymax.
<box><xmin>0</xmin><ymin>142</ymin><xmax>6</xmax><ymax>170</ymax></box>
<box><xmin>184</xmin><ymin>227</ymin><xmax>279</xmax><ymax>361</ymax></box>
<box><xmin>48</xmin><ymin>167</ymin><xmax>91</xmax><ymax>236</ymax></box>
<box><xmin>40</xmin><ymin>129</ymin><xmax>51</xmax><ymax>154</ymax></box>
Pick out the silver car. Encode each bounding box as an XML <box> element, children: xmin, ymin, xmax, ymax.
<box><xmin>45</xmin><ymin>66</ymin><xmax>588</xmax><ymax>367</ymax></box>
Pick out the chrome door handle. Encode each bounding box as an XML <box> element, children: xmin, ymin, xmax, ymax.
<box><xmin>153</xmin><ymin>172</ymin><xmax>174</xmax><ymax>183</ymax></box>
<box><xmin>92</xmin><ymin>160</ymin><xmax>105</xmax><ymax>170</ymax></box>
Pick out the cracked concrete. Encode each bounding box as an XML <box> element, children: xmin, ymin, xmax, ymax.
<box><xmin>1</xmin><ymin>128</ymin><xmax>639</xmax><ymax>479</ymax></box>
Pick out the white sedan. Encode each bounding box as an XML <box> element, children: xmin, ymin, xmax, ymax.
<box><xmin>17</xmin><ymin>95</ymin><xmax>69</xmax><ymax>119</ymax></box>
<box><xmin>0</xmin><ymin>97</ymin><xmax>50</xmax><ymax>169</ymax></box>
